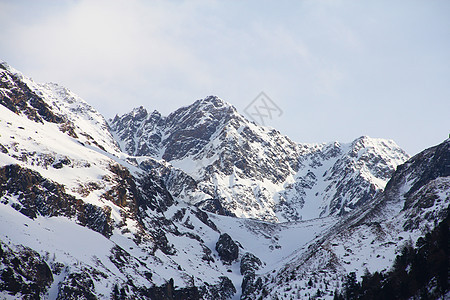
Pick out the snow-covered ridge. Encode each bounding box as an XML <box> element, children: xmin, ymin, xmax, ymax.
<box><xmin>1</xmin><ymin>62</ymin><xmax>446</xmax><ymax>299</ymax></box>
<box><xmin>0</xmin><ymin>63</ymin><xmax>257</xmax><ymax>298</ymax></box>
<box><xmin>244</xmin><ymin>138</ymin><xmax>449</xmax><ymax>299</ymax></box>
<box><xmin>111</xmin><ymin>100</ymin><xmax>410</xmax><ymax>222</ymax></box>
<box><xmin>6</xmin><ymin>64</ymin><xmax>121</xmax><ymax>155</ymax></box>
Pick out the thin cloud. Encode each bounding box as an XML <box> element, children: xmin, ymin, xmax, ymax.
<box><xmin>0</xmin><ymin>0</ymin><xmax>449</xmax><ymax>155</ymax></box>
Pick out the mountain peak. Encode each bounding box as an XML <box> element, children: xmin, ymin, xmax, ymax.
<box><xmin>131</xmin><ymin>105</ymin><xmax>148</xmax><ymax>118</ymax></box>
<box><xmin>193</xmin><ymin>95</ymin><xmax>233</xmax><ymax>110</ymax></box>
<box><xmin>171</xmin><ymin>95</ymin><xmax>238</xmax><ymax>121</ymax></box>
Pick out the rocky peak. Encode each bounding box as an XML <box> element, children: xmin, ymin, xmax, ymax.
<box><xmin>109</xmin><ymin>95</ymin><xmax>243</xmax><ymax>160</ymax></box>
<box><xmin>110</xmin><ymin>96</ymin><xmax>410</xmax><ymax>222</ymax></box>
<box><xmin>0</xmin><ymin>62</ymin><xmax>64</xmax><ymax>124</ymax></box>
<box><xmin>130</xmin><ymin>105</ymin><xmax>148</xmax><ymax>120</ymax></box>
<box><xmin>113</xmin><ymin>106</ymin><xmax>148</xmax><ymax>124</ymax></box>
<box><xmin>384</xmin><ymin>138</ymin><xmax>450</xmax><ymax>200</ymax></box>
<box><xmin>194</xmin><ymin>95</ymin><xmax>232</xmax><ymax>109</ymax></box>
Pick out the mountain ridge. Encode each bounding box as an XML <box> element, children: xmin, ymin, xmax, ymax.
<box><xmin>0</xmin><ymin>61</ymin><xmax>448</xmax><ymax>299</ymax></box>
<box><xmin>110</xmin><ymin>102</ymin><xmax>409</xmax><ymax>222</ymax></box>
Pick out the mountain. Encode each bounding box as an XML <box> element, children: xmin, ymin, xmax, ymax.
<box><xmin>0</xmin><ymin>62</ymin><xmax>242</xmax><ymax>299</ymax></box>
<box><xmin>0</xmin><ymin>61</ymin><xmax>448</xmax><ymax>300</ymax></box>
<box><xmin>243</xmin><ymin>139</ymin><xmax>450</xmax><ymax>299</ymax></box>
<box><xmin>110</xmin><ymin>99</ymin><xmax>409</xmax><ymax>222</ymax></box>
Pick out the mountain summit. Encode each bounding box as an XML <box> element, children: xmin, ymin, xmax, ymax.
<box><xmin>111</xmin><ymin>99</ymin><xmax>409</xmax><ymax>222</ymax></box>
<box><xmin>110</xmin><ymin>95</ymin><xmax>239</xmax><ymax>160</ymax></box>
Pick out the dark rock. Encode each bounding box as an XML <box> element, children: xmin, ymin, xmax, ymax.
<box><xmin>139</xmin><ymin>158</ymin><xmax>200</xmax><ymax>203</ymax></box>
<box><xmin>141</xmin><ymin>278</ymin><xmax>201</xmax><ymax>300</ymax></box>
<box><xmin>76</xmin><ymin>204</ymin><xmax>113</xmax><ymax>237</ymax></box>
<box><xmin>201</xmin><ymin>245</ymin><xmax>215</xmax><ymax>263</ymax></box>
<box><xmin>151</xmin><ymin>229</ymin><xmax>176</xmax><ymax>255</ymax></box>
<box><xmin>241</xmin><ymin>274</ymin><xmax>263</xmax><ymax>299</ymax></box>
<box><xmin>0</xmin><ymin>164</ymin><xmax>78</xmax><ymax>219</ymax></box>
<box><xmin>0</xmin><ymin>267</ymin><xmax>23</xmax><ymax>295</ymax></box>
<box><xmin>138</xmin><ymin>173</ymin><xmax>174</xmax><ymax>212</ymax></box>
<box><xmin>193</xmin><ymin>208</ymin><xmax>219</xmax><ymax>232</ymax></box>
<box><xmin>195</xmin><ymin>198</ymin><xmax>236</xmax><ymax>217</ymax></box>
<box><xmin>57</xmin><ymin>271</ymin><xmax>97</xmax><ymax>300</ymax></box>
<box><xmin>215</xmin><ymin>233</ymin><xmax>239</xmax><ymax>264</ymax></box>
<box><xmin>0</xmin><ymin>242</ymin><xmax>53</xmax><ymax>298</ymax></box>
<box><xmin>0</xmin><ymin>63</ymin><xmax>64</xmax><ymax>124</ymax></box>
<box><xmin>240</xmin><ymin>252</ymin><xmax>262</xmax><ymax>275</ymax></box>
<box><xmin>406</xmin><ymin>139</ymin><xmax>449</xmax><ymax>198</ymax></box>
<box><xmin>239</xmin><ymin>252</ymin><xmax>263</xmax><ymax>299</ymax></box>
<box><xmin>103</xmin><ymin>163</ymin><xmax>173</xmax><ymax>213</ymax></box>
<box><xmin>0</xmin><ymin>144</ymin><xmax>8</xmax><ymax>154</ymax></box>
<box><xmin>0</xmin><ymin>164</ymin><xmax>112</xmax><ymax>237</ymax></box>
<box><xmin>384</xmin><ymin>139</ymin><xmax>450</xmax><ymax>202</ymax></box>
<box><xmin>199</xmin><ymin>276</ymin><xmax>236</xmax><ymax>300</ymax></box>
<box><xmin>52</xmin><ymin>157</ymin><xmax>71</xmax><ymax>169</ymax></box>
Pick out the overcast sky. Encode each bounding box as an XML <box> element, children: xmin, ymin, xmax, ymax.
<box><xmin>1</xmin><ymin>0</ymin><xmax>449</xmax><ymax>155</ymax></box>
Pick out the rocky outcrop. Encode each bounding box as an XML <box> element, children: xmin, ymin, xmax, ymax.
<box><xmin>240</xmin><ymin>252</ymin><xmax>262</xmax><ymax>276</ymax></box>
<box><xmin>141</xmin><ymin>278</ymin><xmax>200</xmax><ymax>300</ymax></box>
<box><xmin>103</xmin><ymin>163</ymin><xmax>174</xmax><ymax>214</ymax></box>
<box><xmin>0</xmin><ymin>242</ymin><xmax>53</xmax><ymax>299</ymax></box>
<box><xmin>240</xmin><ymin>252</ymin><xmax>263</xmax><ymax>299</ymax></box>
<box><xmin>0</xmin><ymin>164</ymin><xmax>112</xmax><ymax>237</ymax></box>
<box><xmin>199</xmin><ymin>276</ymin><xmax>236</xmax><ymax>300</ymax></box>
<box><xmin>56</xmin><ymin>271</ymin><xmax>97</xmax><ymax>300</ymax></box>
<box><xmin>0</xmin><ymin>63</ymin><xmax>62</xmax><ymax>124</ymax></box>
<box><xmin>0</xmin><ymin>63</ymin><xmax>78</xmax><ymax>139</ymax></box>
<box><xmin>384</xmin><ymin>139</ymin><xmax>450</xmax><ymax>202</ymax></box>
<box><xmin>215</xmin><ymin>233</ymin><xmax>239</xmax><ymax>264</ymax></box>
<box><xmin>195</xmin><ymin>198</ymin><xmax>236</xmax><ymax>217</ymax></box>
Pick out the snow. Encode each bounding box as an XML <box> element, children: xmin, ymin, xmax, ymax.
<box><xmin>1</xmin><ymin>61</ymin><xmax>445</xmax><ymax>300</ymax></box>
<box><xmin>0</xmin><ymin>202</ymin><xmax>117</xmax><ymax>299</ymax></box>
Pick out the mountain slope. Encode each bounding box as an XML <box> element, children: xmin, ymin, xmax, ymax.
<box><xmin>110</xmin><ymin>99</ymin><xmax>409</xmax><ymax>222</ymax></box>
<box><xmin>1</xmin><ymin>62</ymin><xmax>447</xmax><ymax>300</ymax></box>
<box><xmin>0</xmin><ymin>63</ymin><xmax>249</xmax><ymax>299</ymax></box>
<box><xmin>244</xmin><ymin>139</ymin><xmax>450</xmax><ymax>299</ymax></box>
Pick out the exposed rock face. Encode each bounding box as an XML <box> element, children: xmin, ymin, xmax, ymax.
<box><xmin>103</xmin><ymin>163</ymin><xmax>174</xmax><ymax>213</ymax></box>
<box><xmin>240</xmin><ymin>252</ymin><xmax>263</xmax><ymax>299</ymax></box>
<box><xmin>384</xmin><ymin>138</ymin><xmax>450</xmax><ymax>201</ymax></box>
<box><xmin>196</xmin><ymin>198</ymin><xmax>236</xmax><ymax>217</ymax></box>
<box><xmin>216</xmin><ymin>233</ymin><xmax>239</xmax><ymax>264</ymax></box>
<box><xmin>381</xmin><ymin>138</ymin><xmax>450</xmax><ymax>231</ymax></box>
<box><xmin>199</xmin><ymin>276</ymin><xmax>236</xmax><ymax>300</ymax></box>
<box><xmin>142</xmin><ymin>278</ymin><xmax>200</xmax><ymax>300</ymax></box>
<box><xmin>110</xmin><ymin>98</ymin><xmax>410</xmax><ymax>222</ymax></box>
<box><xmin>56</xmin><ymin>271</ymin><xmax>97</xmax><ymax>300</ymax></box>
<box><xmin>244</xmin><ymin>139</ymin><xmax>450</xmax><ymax>299</ymax></box>
<box><xmin>0</xmin><ymin>63</ymin><xmax>63</xmax><ymax>124</ymax></box>
<box><xmin>240</xmin><ymin>252</ymin><xmax>262</xmax><ymax>276</ymax></box>
<box><xmin>0</xmin><ymin>164</ymin><xmax>113</xmax><ymax>237</ymax></box>
<box><xmin>0</xmin><ymin>242</ymin><xmax>53</xmax><ymax>299</ymax></box>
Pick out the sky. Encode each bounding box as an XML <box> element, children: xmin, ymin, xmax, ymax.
<box><xmin>0</xmin><ymin>0</ymin><xmax>449</xmax><ymax>155</ymax></box>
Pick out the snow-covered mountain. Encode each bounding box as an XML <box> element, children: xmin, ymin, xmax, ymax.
<box><xmin>0</xmin><ymin>62</ymin><xmax>244</xmax><ymax>299</ymax></box>
<box><xmin>244</xmin><ymin>138</ymin><xmax>450</xmax><ymax>299</ymax></box>
<box><xmin>0</xmin><ymin>61</ymin><xmax>448</xmax><ymax>300</ymax></box>
<box><xmin>110</xmin><ymin>99</ymin><xmax>409</xmax><ymax>222</ymax></box>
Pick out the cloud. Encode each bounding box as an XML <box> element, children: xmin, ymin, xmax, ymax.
<box><xmin>0</xmin><ymin>0</ymin><xmax>341</xmax><ymax>117</ymax></box>
<box><xmin>1</xmin><ymin>0</ymin><xmax>220</xmax><ymax>114</ymax></box>
<box><xmin>1</xmin><ymin>0</ymin><xmax>449</xmax><ymax>155</ymax></box>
